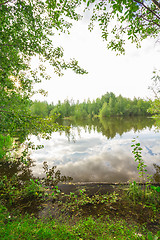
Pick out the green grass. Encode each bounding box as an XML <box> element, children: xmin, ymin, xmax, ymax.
<box><xmin>0</xmin><ymin>204</ymin><xmax>160</xmax><ymax>240</ymax></box>
<box><xmin>0</xmin><ymin>154</ymin><xmax>160</xmax><ymax>239</ymax></box>
<box><xmin>0</xmin><ymin>181</ymin><xmax>160</xmax><ymax>239</ymax></box>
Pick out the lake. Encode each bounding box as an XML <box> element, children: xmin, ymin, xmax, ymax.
<box><xmin>30</xmin><ymin>117</ymin><xmax>160</xmax><ymax>183</ymax></box>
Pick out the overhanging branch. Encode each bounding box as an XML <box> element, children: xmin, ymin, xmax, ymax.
<box><xmin>0</xmin><ymin>0</ymin><xmax>12</xmax><ymax>6</ymax></box>
<box><xmin>134</xmin><ymin>0</ymin><xmax>160</xmax><ymax>21</ymax></box>
<box><xmin>152</xmin><ymin>0</ymin><xmax>160</xmax><ymax>10</ymax></box>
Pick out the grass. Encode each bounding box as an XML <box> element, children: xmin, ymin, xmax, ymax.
<box><xmin>1</xmin><ymin>204</ymin><xmax>159</xmax><ymax>240</ymax></box>
<box><xmin>0</xmin><ymin>182</ymin><xmax>160</xmax><ymax>240</ymax></box>
<box><xmin>0</xmin><ymin>175</ymin><xmax>160</xmax><ymax>239</ymax></box>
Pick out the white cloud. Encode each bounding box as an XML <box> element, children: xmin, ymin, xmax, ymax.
<box><xmin>30</xmin><ymin>126</ymin><xmax>160</xmax><ymax>182</ymax></box>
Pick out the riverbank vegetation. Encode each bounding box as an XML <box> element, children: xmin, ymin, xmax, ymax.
<box><xmin>0</xmin><ymin>156</ymin><xmax>160</xmax><ymax>239</ymax></box>
<box><xmin>0</xmin><ymin>205</ymin><xmax>159</xmax><ymax>239</ymax></box>
<box><xmin>0</xmin><ymin>139</ymin><xmax>160</xmax><ymax>239</ymax></box>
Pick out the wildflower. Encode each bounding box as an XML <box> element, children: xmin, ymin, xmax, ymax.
<box><xmin>135</xmin><ymin>233</ymin><xmax>142</xmax><ymax>237</ymax></box>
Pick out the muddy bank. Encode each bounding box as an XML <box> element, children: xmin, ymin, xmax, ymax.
<box><xmin>58</xmin><ymin>182</ymin><xmax>160</xmax><ymax>196</ymax></box>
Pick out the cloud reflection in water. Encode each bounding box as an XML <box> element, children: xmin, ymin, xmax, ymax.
<box><xmin>31</xmin><ymin>127</ymin><xmax>160</xmax><ymax>183</ymax></box>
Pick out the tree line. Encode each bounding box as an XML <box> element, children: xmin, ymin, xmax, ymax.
<box><xmin>30</xmin><ymin>92</ymin><xmax>152</xmax><ymax>119</ymax></box>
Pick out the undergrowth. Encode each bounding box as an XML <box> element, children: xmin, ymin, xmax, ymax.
<box><xmin>0</xmin><ymin>138</ymin><xmax>160</xmax><ymax>239</ymax></box>
<box><xmin>0</xmin><ymin>204</ymin><xmax>159</xmax><ymax>240</ymax></box>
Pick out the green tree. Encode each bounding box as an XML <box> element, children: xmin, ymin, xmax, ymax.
<box><xmin>108</xmin><ymin>96</ymin><xmax>116</xmax><ymax>115</ymax></box>
<box><xmin>30</xmin><ymin>101</ymin><xmax>49</xmax><ymax>118</ymax></box>
<box><xmin>0</xmin><ymin>0</ymin><xmax>87</xmax><ymax>144</ymax></box>
<box><xmin>137</xmin><ymin>99</ymin><xmax>151</xmax><ymax>115</ymax></box>
<box><xmin>85</xmin><ymin>0</ymin><xmax>160</xmax><ymax>54</ymax></box>
<box><xmin>115</xmin><ymin>95</ymin><xmax>125</xmax><ymax>115</ymax></box>
<box><xmin>101</xmin><ymin>92</ymin><xmax>113</xmax><ymax>105</ymax></box>
<box><xmin>49</xmin><ymin>107</ymin><xmax>61</xmax><ymax>119</ymax></box>
<box><xmin>0</xmin><ymin>135</ymin><xmax>13</xmax><ymax>159</ymax></box>
<box><xmin>62</xmin><ymin>99</ymin><xmax>71</xmax><ymax>117</ymax></box>
<box><xmin>99</xmin><ymin>102</ymin><xmax>110</xmax><ymax>118</ymax></box>
<box><xmin>74</xmin><ymin>102</ymin><xmax>88</xmax><ymax>119</ymax></box>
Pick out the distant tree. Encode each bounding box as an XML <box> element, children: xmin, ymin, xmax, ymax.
<box><xmin>115</xmin><ymin>95</ymin><xmax>125</xmax><ymax>115</ymax></box>
<box><xmin>30</xmin><ymin>101</ymin><xmax>49</xmax><ymax>118</ymax></box>
<box><xmin>49</xmin><ymin>107</ymin><xmax>61</xmax><ymax>119</ymax></box>
<box><xmin>63</xmin><ymin>99</ymin><xmax>71</xmax><ymax>117</ymax></box>
<box><xmin>108</xmin><ymin>96</ymin><xmax>116</xmax><ymax>115</ymax></box>
<box><xmin>100</xmin><ymin>102</ymin><xmax>110</xmax><ymax>118</ymax></box>
<box><xmin>137</xmin><ymin>99</ymin><xmax>151</xmax><ymax>115</ymax></box>
<box><xmin>101</xmin><ymin>92</ymin><xmax>113</xmax><ymax>105</ymax></box>
<box><xmin>92</xmin><ymin>100</ymin><xmax>99</xmax><ymax>116</ymax></box>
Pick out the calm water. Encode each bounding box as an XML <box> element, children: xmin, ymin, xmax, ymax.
<box><xmin>30</xmin><ymin>117</ymin><xmax>160</xmax><ymax>183</ymax></box>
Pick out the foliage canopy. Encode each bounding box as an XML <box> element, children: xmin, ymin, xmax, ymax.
<box><xmin>84</xmin><ymin>0</ymin><xmax>160</xmax><ymax>54</ymax></box>
<box><xmin>0</xmin><ymin>0</ymin><xmax>87</xmax><ymax>139</ymax></box>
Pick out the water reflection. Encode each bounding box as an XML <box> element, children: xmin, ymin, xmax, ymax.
<box><xmin>30</xmin><ymin>117</ymin><xmax>160</xmax><ymax>183</ymax></box>
<box><xmin>60</xmin><ymin>116</ymin><xmax>156</xmax><ymax>139</ymax></box>
<box><xmin>58</xmin><ymin>149</ymin><xmax>137</xmax><ymax>183</ymax></box>
<box><xmin>99</xmin><ymin>116</ymin><xmax>155</xmax><ymax>139</ymax></box>
<box><xmin>0</xmin><ymin>159</ymin><xmax>34</xmax><ymax>181</ymax></box>
<box><xmin>153</xmin><ymin>164</ymin><xmax>160</xmax><ymax>182</ymax></box>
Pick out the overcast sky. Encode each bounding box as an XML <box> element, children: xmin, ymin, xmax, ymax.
<box><xmin>32</xmin><ymin>11</ymin><xmax>160</xmax><ymax>104</ymax></box>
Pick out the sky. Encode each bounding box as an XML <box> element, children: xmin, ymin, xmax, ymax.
<box><xmin>32</xmin><ymin>9</ymin><xmax>160</xmax><ymax>104</ymax></box>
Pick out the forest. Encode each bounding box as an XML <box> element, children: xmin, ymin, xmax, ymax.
<box><xmin>30</xmin><ymin>92</ymin><xmax>152</xmax><ymax>119</ymax></box>
<box><xmin>30</xmin><ymin>92</ymin><xmax>151</xmax><ymax>119</ymax></box>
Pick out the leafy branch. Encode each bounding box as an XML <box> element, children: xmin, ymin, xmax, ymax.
<box><xmin>131</xmin><ymin>137</ymin><xmax>147</xmax><ymax>183</ymax></box>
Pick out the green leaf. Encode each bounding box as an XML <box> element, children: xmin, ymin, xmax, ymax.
<box><xmin>136</xmin><ymin>143</ymin><xmax>140</xmax><ymax>146</ymax></box>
